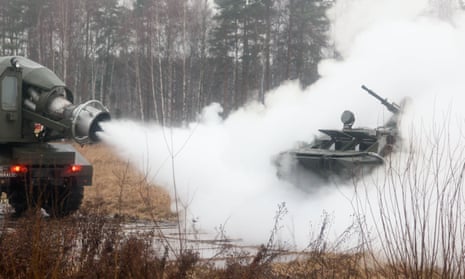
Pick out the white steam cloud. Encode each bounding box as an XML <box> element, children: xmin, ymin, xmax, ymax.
<box><xmin>100</xmin><ymin>1</ymin><xmax>465</xmax><ymax>249</ymax></box>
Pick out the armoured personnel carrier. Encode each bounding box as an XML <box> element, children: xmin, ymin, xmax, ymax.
<box><xmin>276</xmin><ymin>85</ymin><xmax>401</xmax><ymax>181</ymax></box>
<box><xmin>0</xmin><ymin>56</ymin><xmax>110</xmax><ymax>216</ymax></box>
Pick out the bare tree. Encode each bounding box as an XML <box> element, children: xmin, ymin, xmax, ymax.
<box><xmin>353</xmin><ymin>120</ymin><xmax>465</xmax><ymax>278</ymax></box>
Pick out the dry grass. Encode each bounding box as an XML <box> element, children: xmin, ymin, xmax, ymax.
<box><xmin>76</xmin><ymin>143</ymin><xmax>173</xmax><ymax>220</ymax></box>
<box><xmin>0</xmin><ymin>212</ymin><xmax>384</xmax><ymax>279</ymax></box>
<box><xmin>271</xmin><ymin>253</ymin><xmax>362</xmax><ymax>278</ymax></box>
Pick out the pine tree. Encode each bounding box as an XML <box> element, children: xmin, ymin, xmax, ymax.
<box><xmin>210</xmin><ymin>0</ymin><xmax>245</xmax><ymax>111</ymax></box>
<box><xmin>279</xmin><ymin>0</ymin><xmax>333</xmax><ymax>86</ymax></box>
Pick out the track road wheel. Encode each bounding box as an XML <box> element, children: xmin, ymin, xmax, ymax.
<box><xmin>45</xmin><ymin>180</ymin><xmax>84</xmax><ymax>217</ymax></box>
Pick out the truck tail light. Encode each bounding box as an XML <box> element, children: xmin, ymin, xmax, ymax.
<box><xmin>10</xmin><ymin>165</ymin><xmax>28</xmax><ymax>173</ymax></box>
<box><xmin>69</xmin><ymin>165</ymin><xmax>82</xmax><ymax>173</ymax></box>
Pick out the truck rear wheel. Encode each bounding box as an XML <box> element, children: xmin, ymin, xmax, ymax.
<box><xmin>44</xmin><ymin>180</ymin><xmax>84</xmax><ymax>217</ymax></box>
<box><xmin>7</xmin><ymin>184</ymin><xmax>46</xmax><ymax>216</ymax></box>
<box><xmin>7</xmin><ymin>180</ymin><xmax>84</xmax><ymax>217</ymax></box>
<box><xmin>7</xmin><ymin>187</ymin><xmax>29</xmax><ymax>216</ymax></box>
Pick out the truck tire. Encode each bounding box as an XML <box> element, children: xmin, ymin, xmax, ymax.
<box><xmin>7</xmin><ymin>185</ymin><xmax>44</xmax><ymax>216</ymax></box>
<box><xmin>44</xmin><ymin>180</ymin><xmax>84</xmax><ymax>217</ymax></box>
<box><xmin>7</xmin><ymin>187</ymin><xmax>29</xmax><ymax>216</ymax></box>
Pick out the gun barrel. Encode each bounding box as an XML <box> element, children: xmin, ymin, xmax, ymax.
<box><xmin>361</xmin><ymin>85</ymin><xmax>384</xmax><ymax>102</ymax></box>
<box><xmin>361</xmin><ymin>85</ymin><xmax>400</xmax><ymax>114</ymax></box>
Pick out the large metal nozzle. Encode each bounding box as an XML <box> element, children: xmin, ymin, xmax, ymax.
<box><xmin>70</xmin><ymin>100</ymin><xmax>111</xmax><ymax>144</ymax></box>
<box><xmin>25</xmin><ymin>87</ymin><xmax>110</xmax><ymax>144</ymax></box>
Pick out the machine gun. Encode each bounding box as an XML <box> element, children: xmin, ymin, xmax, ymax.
<box><xmin>361</xmin><ymin>85</ymin><xmax>400</xmax><ymax>114</ymax></box>
<box><xmin>0</xmin><ymin>56</ymin><xmax>111</xmax><ymax>217</ymax></box>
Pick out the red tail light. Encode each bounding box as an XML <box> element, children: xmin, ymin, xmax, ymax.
<box><xmin>69</xmin><ymin>165</ymin><xmax>82</xmax><ymax>173</ymax></box>
<box><xmin>10</xmin><ymin>165</ymin><xmax>28</xmax><ymax>173</ymax></box>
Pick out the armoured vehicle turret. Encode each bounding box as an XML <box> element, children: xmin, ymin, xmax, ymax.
<box><xmin>0</xmin><ymin>56</ymin><xmax>110</xmax><ymax>216</ymax></box>
<box><xmin>275</xmin><ymin>85</ymin><xmax>402</xmax><ymax>182</ymax></box>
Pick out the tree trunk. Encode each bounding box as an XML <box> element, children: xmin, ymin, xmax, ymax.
<box><xmin>264</xmin><ymin>0</ymin><xmax>272</xmax><ymax>96</ymax></box>
<box><xmin>286</xmin><ymin>0</ymin><xmax>293</xmax><ymax>80</ymax></box>
<box><xmin>135</xmin><ymin>49</ymin><xmax>145</xmax><ymax>121</ymax></box>
<box><xmin>156</xmin><ymin>4</ymin><xmax>166</xmax><ymax>125</ymax></box>
<box><xmin>181</xmin><ymin>0</ymin><xmax>187</xmax><ymax>122</ymax></box>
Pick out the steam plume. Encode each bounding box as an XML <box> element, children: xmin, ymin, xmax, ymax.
<box><xmin>100</xmin><ymin>1</ymin><xmax>465</xmax><ymax>248</ymax></box>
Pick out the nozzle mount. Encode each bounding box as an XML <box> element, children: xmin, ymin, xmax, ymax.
<box><xmin>71</xmin><ymin>100</ymin><xmax>110</xmax><ymax>144</ymax></box>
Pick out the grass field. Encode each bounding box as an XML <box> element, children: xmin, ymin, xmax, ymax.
<box><xmin>1</xmin><ymin>142</ymin><xmax>464</xmax><ymax>278</ymax></box>
<box><xmin>77</xmin><ymin>143</ymin><xmax>173</xmax><ymax>220</ymax></box>
<box><xmin>0</xmin><ymin>143</ymin><xmax>375</xmax><ymax>278</ymax></box>
<box><xmin>60</xmin><ymin>142</ymin><xmax>465</xmax><ymax>278</ymax></box>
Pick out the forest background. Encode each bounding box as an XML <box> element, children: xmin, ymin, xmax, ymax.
<box><xmin>0</xmin><ymin>0</ymin><xmax>334</xmax><ymax>124</ymax></box>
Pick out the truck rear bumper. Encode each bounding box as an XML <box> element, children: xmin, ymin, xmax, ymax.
<box><xmin>0</xmin><ymin>142</ymin><xmax>93</xmax><ymax>189</ymax></box>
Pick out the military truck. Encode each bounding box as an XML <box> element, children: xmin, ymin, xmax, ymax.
<box><xmin>275</xmin><ymin>85</ymin><xmax>402</xmax><ymax>181</ymax></box>
<box><xmin>0</xmin><ymin>56</ymin><xmax>110</xmax><ymax>217</ymax></box>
